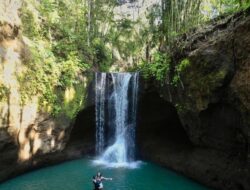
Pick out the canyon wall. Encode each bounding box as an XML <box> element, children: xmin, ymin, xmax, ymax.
<box><xmin>137</xmin><ymin>8</ymin><xmax>250</xmax><ymax>190</ymax></box>
<box><xmin>0</xmin><ymin>2</ymin><xmax>249</xmax><ymax>190</ymax></box>
<box><xmin>0</xmin><ymin>1</ymin><xmax>90</xmax><ymax>182</ymax></box>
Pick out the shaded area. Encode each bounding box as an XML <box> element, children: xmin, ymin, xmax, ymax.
<box><xmin>66</xmin><ymin>105</ymin><xmax>96</xmax><ymax>157</ymax></box>
<box><xmin>0</xmin><ymin>129</ymin><xmax>18</xmax><ymax>182</ymax></box>
<box><xmin>137</xmin><ymin>90</ymin><xmax>192</xmax><ymax>158</ymax></box>
<box><xmin>199</xmin><ymin>103</ymin><xmax>247</xmax><ymax>156</ymax></box>
<box><xmin>65</xmin><ymin>78</ymin><xmax>96</xmax><ymax>157</ymax></box>
<box><xmin>136</xmin><ymin>88</ymin><xmax>249</xmax><ymax>190</ymax></box>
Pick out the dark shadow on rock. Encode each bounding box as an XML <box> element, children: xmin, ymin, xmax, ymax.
<box><xmin>137</xmin><ymin>90</ymin><xmax>192</xmax><ymax>159</ymax></box>
<box><xmin>136</xmin><ymin>89</ymin><xmax>249</xmax><ymax>190</ymax></box>
<box><xmin>199</xmin><ymin>103</ymin><xmax>247</xmax><ymax>158</ymax></box>
<box><xmin>66</xmin><ymin>104</ymin><xmax>96</xmax><ymax>157</ymax></box>
<box><xmin>0</xmin><ymin>128</ymin><xmax>18</xmax><ymax>183</ymax></box>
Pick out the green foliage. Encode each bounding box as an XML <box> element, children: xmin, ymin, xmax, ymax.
<box><xmin>172</xmin><ymin>58</ymin><xmax>190</xmax><ymax>87</ymax></box>
<box><xmin>140</xmin><ymin>51</ymin><xmax>170</xmax><ymax>84</ymax></box>
<box><xmin>18</xmin><ymin>42</ymin><xmax>57</xmax><ymax>103</ymax></box>
<box><xmin>147</xmin><ymin>0</ymin><xmax>250</xmax><ymax>48</ymax></box>
<box><xmin>171</xmin><ymin>75</ymin><xmax>180</xmax><ymax>87</ymax></box>
<box><xmin>106</xmin><ymin>18</ymin><xmax>145</xmax><ymax>64</ymax></box>
<box><xmin>18</xmin><ymin>39</ymin><xmax>88</xmax><ymax>118</ymax></box>
<box><xmin>61</xmin><ymin>84</ymin><xmax>86</xmax><ymax>119</ymax></box>
<box><xmin>201</xmin><ymin>0</ymin><xmax>250</xmax><ymax>19</ymax></box>
<box><xmin>92</xmin><ymin>38</ymin><xmax>113</xmax><ymax>72</ymax></box>
<box><xmin>20</xmin><ymin>3</ymin><xmax>40</xmax><ymax>38</ymax></box>
<box><xmin>175</xmin><ymin>103</ymin><xmax>187</xmax><ymax>114</ymax></box>
<box><xmin>59</xmin><ymin>53</ymin><xmax>89</xmax><ymax>88</ymax></box>
<box><xmin>18</xmin><ymin>0</ymin><xmax>93</xmax><ymax>118</ymax></box>
<box><xmin>0</xmin><ymin>84</ymin><xmax>9</xmax><ymax>102</ymax></box>
<box><xmin>19</xmin><ymin>0</ymin><xmax>148</xmax><ymax>117</ymax></box>
<box><xmin>177</xmin><ymin>59</ymin><xmax>190</xmax><ymax>72</ymax></box>
<box><xmin>142</xmin><ymin>0</ymin><xmax>250</xmax><ymax>84</ymax></box>
<box><xmin>17</xmin><ymin>0</ymin><xmax>250</xmax><ymax>118</ymax></box>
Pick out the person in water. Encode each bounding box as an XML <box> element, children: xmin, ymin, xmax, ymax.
<box><xmin>92</xmin><ymin>172</ymin><xmax>112</xmax><ymax>190</ymax></box>
<box><xmin>92</xmin><ymin>176</ymin><xmax>100</xmax><ymax>190</ymax></box>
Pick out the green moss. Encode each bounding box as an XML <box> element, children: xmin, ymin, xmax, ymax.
<box><xmin>183</xmin><ymin>63</ymin><xmax>227</xmax><ymax>111</ymax></box>
<box><xmin>171</xmin><ymin>55</ymin><xmax>229</xmax><ymax>112</ymax></box>
<box><xmin>190</xmin><ymin>69</ymin><xmax>226</xmax><ymax>95</ymax></box>
<box><xmin>177</xmin><ymin>59</ymin><xmax>190</xmax><ymax>72</ymax></box>
<box><xmin>171</xmin><ymin>58</ymin><xmax>191</xmax><ymax>87</ymax></box>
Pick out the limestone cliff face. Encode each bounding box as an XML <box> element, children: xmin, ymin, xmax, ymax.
<box><xmin>0</xmin><ymin>2</ymin><xmax>249</xmax><ymax>190</ymax></box>
<box><xmin>0</xmin><ymin>1</ymin><xmax>74</xmax><ymax>182</ymax></box>
<box><xmin>114</xmin><ymin>0</ymin><xmax>161</xmax><ymax>21</ymax></box>
<box><xmin>166</xmin><ymin>9</ymin><xmax>250</xmax><ymax>156</ymax></box>
<box><xmin>137</xmin><ymin>8</ymin><xmax>250</xmax><ymax>190</ymax></box>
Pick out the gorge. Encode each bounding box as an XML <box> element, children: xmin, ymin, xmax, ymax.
<box><xmin>0</xmin><ymin>71</ymin><xmax>212</xmax><ymax>190</ymax></box>
<box><xmin>0</xmin><ymin>1</ymin><xmax>250</xmax><ymax>190</ymax></box>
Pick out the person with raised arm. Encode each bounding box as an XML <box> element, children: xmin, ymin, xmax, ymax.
<box><xmin>92</xmin><ymin>172</ymin><xmax>112</xmax><ymax>190</ymax></box>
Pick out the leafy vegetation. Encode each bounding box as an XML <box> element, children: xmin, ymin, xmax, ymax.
<box><xmin>1</xmin><ymin>0</ymin><xmax>249</xmax><ymax>117</ymax></box>
<box><xmin>18</xmin><ymin>0</ymin><xmax>148</xmax><ymax>117</ymax></box>
<box><xmin>139</xmin><ymin>51</ymin><xmax>170</xmax><ymax>84</ymax></box>
<box><xmin>158</xmin><ymin>0</ymin><xmax>250</xmax><ymax>46</ymax></box>
<box><xmin>19</xmin><ymin>0</ymin><xmax>92</xmax><ymax>118</ymax></box>
<box><xmin>129</xmin><ymin>0</ymin><xmax>250</xmax><ymax>84</ymax></box>
<box><xmin>0</xmin><ymin>84</ymin><xmax>9</xmax><ymax>102</ymax></box>
<box><xmin>172</xmin><ymin>58</ymin><xmax>191</xmax><ymax>87</ymax></box>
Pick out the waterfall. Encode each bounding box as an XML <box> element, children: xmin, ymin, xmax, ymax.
<box><xmin>95</xmin><ymin>72</ymin><xmax>106</xmax><ymax>154</ymax></box>
<box><xmin>94</xmin><ymin>72</ymin><xmax>139</xmax><ymax>167</ymax></box>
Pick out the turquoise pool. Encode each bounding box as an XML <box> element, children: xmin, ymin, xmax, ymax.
<box><xmin>0</xmin><ymin>159</ymin><xmax>212</xmax><ymax>190</ymax></box>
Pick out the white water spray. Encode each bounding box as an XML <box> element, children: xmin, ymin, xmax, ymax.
<box><xmin>94</xmin><ymin>72</ymin><xmax>140</xmax><ymax>168</ymax></box>
<box><xmin>95</xmin><ymin>73</ymin><xmax>106</xmax><ymax>154</ymax></box>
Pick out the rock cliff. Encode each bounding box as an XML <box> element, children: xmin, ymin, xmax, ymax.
<box><xmin>137</xmin><ymin>8</ymin><xmax>250</xmax><ymax>190</ymax></box>
<box><xmin>0</xmin><ymin>2</ymin><xmax>249</xmax><ymax>190</ymax></box>
<box><xmin>0</xmin><ymin>1</ymin><xmax>90</xmax><ymax>182</ymax></box>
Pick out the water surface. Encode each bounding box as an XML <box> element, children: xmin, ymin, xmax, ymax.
<box><xmin>0</xmin><ymin>159</ymin><xmax>212</xmax><ymax>190</ymax></box>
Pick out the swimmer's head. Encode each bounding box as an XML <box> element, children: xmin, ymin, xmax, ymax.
<box><xmin>97</xmin><ymin>172</ymin><xmax>102</xmax><ymax>177</ymax></box>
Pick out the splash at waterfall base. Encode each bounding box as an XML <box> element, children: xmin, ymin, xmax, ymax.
<box><xmin>94</xmin><ymin>72</ymin><xmax>141</xmax><ymax>168</ymax></box>
<box><xmin>93</xmin><ymin>157</ymin><xmax>143</xmax><ymax>169</ymax></box>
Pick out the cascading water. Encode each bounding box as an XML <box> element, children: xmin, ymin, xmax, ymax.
<box><xmin>94</xmin><ymin>72</ymin><xmax>139</xmax><ymax>167</ymax></box>
<box><xmin>95</xmin><ymin>73</ymin><xmax>106</xmax><ymax>154</ymax></box>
